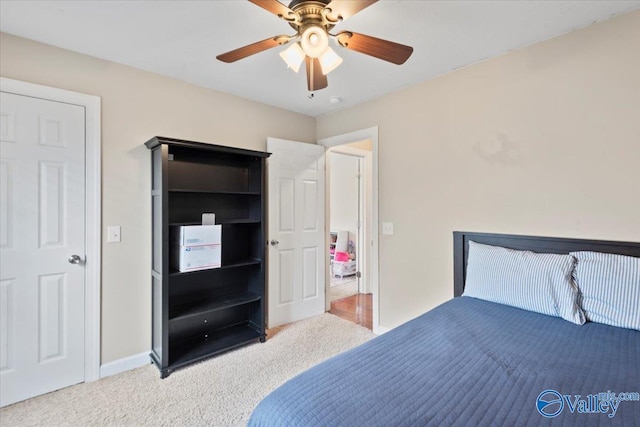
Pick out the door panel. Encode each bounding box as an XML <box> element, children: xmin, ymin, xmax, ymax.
<box><xmin>0</xmin><ymin>91</ymin><xmax>86</xmax><ymax>407</ymax></box>
<box><xmin>278</xmin><ymin>178</ymin><xmax>295</xmax><ymax>232</ymax></box>
<box><xmin>39</xmin><ymin>161</ymin><xmax>66</xmax><ymax>247</ymax></box>
<box><xmin>278</xmin><ymin>250</ymin><xmax>295</xmax><ymax>304</ymax></box>
<box><xmin>267</xmin><ymin>138</ymin><xmax>325</xmax><ymax>327</ymax></box>
<box><xmin>38</xmin><ymin>273</ymin><xmax>66</xmax><ymax>362</ymax></box>
<box><xmin>302</xmin><ymin>180</ymin><xmax>319</xmax><ymax>230</ymax></box>
<box><xmin>0</xmin><ymin>160</ymin><xmax>10</xmax><ymax>248</ymax></box>
<box><xmin>302</xmin><ymin>247</ymin><xmax>318</xmax><ymax>299</ymax></box>
<box><xmin>0</xmin><ymin>278</ymin><xmax>14</xmax><ymax>372</ymax></box>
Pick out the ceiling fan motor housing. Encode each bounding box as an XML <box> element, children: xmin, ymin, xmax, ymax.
<box><xmin>288</xmin><ymin>0</ymin><xmax>338</xmax><ymax>34</ymax></box>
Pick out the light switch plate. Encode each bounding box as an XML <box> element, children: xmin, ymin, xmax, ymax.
<box><xmin>107</xmin><ymin>226</ymin><xmax>121</xmax><ymax>243</ymax></box>
<box><xmin>382</xmin><ymin>222</ymin><xmax>394</xmax><ymax>235</ymax></box>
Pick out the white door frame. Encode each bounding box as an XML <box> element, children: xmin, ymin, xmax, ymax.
<box><xmin>318</xmin><ymin>127</ymin><xmax>381</xmax><ymax>334</ymax></box>
<box><xmin>1</xmin><ymin>77</ymin><xmax>101</xmax><ymax>381</ymax></box>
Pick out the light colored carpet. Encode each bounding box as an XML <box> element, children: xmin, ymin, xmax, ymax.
<box><xmin>329</xmin><ymin>278</ymin><xmax>358</xmax><ymax>302</ymax></box>
<box><xmin>0</xmin><ymin>314</ymin><xmax>374</xmax><ymax>427</ymax></box>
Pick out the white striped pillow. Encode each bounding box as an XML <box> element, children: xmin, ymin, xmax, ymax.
<box><xmin>570</xmin><ymin>251</ymin><xmax>640</xmax><ymax>331</ymax></box>
<box><xmin>463</xmin><ymin>241</ymin><xmax>585</xmax><ymax>325</ymax></box>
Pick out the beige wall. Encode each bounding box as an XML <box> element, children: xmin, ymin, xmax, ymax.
<box><xmin>0</xmin><ymin>33</ymin><xmax>316</xmax><ymax>363</ymax></box>
<box><xmin>317</xmin><ymin>11</ymin><xmax>640</xmax><ymax>329</ymax></box>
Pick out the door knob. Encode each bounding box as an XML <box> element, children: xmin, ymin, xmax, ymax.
<box><xmin>270</xmin><ymin>240</ymin><xmax>279</xmax><ymax>246</ymax></box>
<box><xmin>68</xmin><ymin>254</ymin><xmax>82</xmax><ymax>264</ymax></box>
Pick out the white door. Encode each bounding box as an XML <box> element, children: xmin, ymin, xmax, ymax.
<box><xmin>267</xmin><ymin>138</ymin><xmax>325</xmax><ymax>328</ymax></box>
<box><xmin>0</xmin><ymin>91</ymin><xmax>86</xmax><ymax>407</ymax></box>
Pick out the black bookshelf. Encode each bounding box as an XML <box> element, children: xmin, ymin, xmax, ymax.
<box><xmin>145</xmin><ymin>136</ymin><xmax>270</xmax><ymax>378</ymax></box>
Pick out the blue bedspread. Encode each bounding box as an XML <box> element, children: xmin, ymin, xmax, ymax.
<box><xmin>249</xmin><ymin>297</ymin><xmax>640</xmax><ymax>426</ymax></box>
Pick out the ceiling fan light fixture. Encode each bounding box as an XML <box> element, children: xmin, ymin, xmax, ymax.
<box><xmin>319</xmin><ymin>47</ymin><xmax>343</xmax><ymax>75</ymax></box>
<box><xmin>279</xmin><ymin>42</ymin><xmax>305</xmax><ymax>73</ymax></box>
<box><xmin>300</xmin><ymin>25</ymin><xmax>329</xmax><ymax>58</ymax></box>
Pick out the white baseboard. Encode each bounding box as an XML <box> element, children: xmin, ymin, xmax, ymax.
<box><xmin>100</xmin><ymin>351</ymin><xmax>150</xmax><ymax>378</ymax></box>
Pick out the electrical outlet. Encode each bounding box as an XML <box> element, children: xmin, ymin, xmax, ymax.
<box><xmin>382</xmin><ymin>222</ymin><xmax>394</xmax><ymax>235</ymax></box>
<box><xmin>107</xmin><ymin>226</ymin><xmax>121</xmax><ymax>243</ymax></box>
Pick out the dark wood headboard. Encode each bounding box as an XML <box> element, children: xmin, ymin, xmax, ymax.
<box><xmin>453</xmin><ymin>231</ymin><xmax>640</xmax><ymax>297</ymax></box>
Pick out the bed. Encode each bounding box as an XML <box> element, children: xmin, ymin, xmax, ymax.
<box><xmin>249</xmin><ymin>232</ymin><xmax>640</xmax><ymax>426</ymax></box>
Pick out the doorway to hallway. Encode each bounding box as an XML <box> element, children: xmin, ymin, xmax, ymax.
<box><xmin>326</xmin><ymin>143</ymin><xmax>372</xmax><ymax>330</ymax></box>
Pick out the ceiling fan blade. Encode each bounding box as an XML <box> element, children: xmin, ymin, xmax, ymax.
<box><xmin>249</xmin><ymin>0</ymin><xmax>297</xmax><ymax>21</ymax></box>
<box><xmin>217</xmin><ymin>36</ymin><xmax>289</xmax><ymax>63</ymax></box>
<box><xmin>336</xmin><ymin>31</ymin><xmax>413</xmax><ymax>65</ymax></box>
<box><xmin>325</xmin><ymin>0</ymin><xmax>377</xmax><ymax>22</ymax></box>
<box><xmin>305</xmin><ymin>56</ymin><xmax>328</xmax><ymax>91</ymax></box>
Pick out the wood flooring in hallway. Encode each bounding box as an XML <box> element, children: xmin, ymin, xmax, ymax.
<box><xmin>329</xmin><ymin>293</ymin><xmax>373</xmax><ymax>330</ymax></box>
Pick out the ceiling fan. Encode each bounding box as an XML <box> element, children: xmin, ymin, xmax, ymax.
<box><xmin>217</xmin><ymin>0</ymin><xmax>413</xmax><ymax>92</ymax></box>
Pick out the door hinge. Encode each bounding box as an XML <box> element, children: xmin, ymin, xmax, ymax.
<box><xmin>356</xmin><ymin>271</ymin><xmax>362</xmax><ymax>278</ymax></box>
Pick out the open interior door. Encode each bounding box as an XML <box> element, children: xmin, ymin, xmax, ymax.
<box><xmin>267</xmin><ymin>138</ymin><xmax>325</xmax><ymax>328</ymax></box>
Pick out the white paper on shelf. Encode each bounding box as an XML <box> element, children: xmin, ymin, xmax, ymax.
<box><xmin>202</xmin><ymin>213</ymin><xmax>216</xmax><ymax>225</ymax></box>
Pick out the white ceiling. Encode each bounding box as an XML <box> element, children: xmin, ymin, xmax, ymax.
<box><xmin>1</xmin><ymin>1</ymin><xmax>639</xmax><ymax>117</ymax></box>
